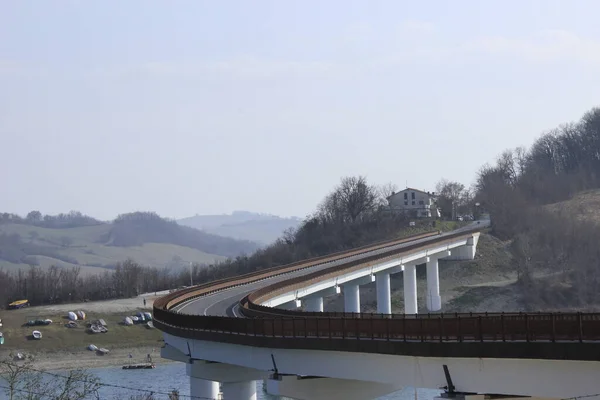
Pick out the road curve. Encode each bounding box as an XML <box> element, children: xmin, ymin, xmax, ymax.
<box><xmin>174</xmin><ymin>220</ymin><xmax>488</xmax><ymax>318</ymax></box>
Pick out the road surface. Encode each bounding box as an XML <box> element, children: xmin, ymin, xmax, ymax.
<box><xmin>174</xmin><ymin>220</ymin><xmax>489</xmax><ymax>317</ymax></box>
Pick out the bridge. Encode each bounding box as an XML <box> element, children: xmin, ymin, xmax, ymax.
<box><xmin>153</xmin><ymin>220</ymin><xmax>600</xmax><ymax>400</ymax></box>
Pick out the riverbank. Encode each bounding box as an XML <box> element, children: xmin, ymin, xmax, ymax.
<box><xmin>0</xmin><ymin>294</ymin><xmax>169</xmax><ymax>369</ymax></box>
<box><xmin>22</xmin><ymin>345</ymin><xmax>176</xmax><ymax>371</ymax></box>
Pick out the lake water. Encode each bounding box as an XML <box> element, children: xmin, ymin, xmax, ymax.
<box><xmin>1</xmin><ymin>362</ymin><xmax>444</xmax><ymax>399</ymax></box>
<box><xmin>55</xmin><ymin>363</ymin><xmax>443</xmax><ymax>400</ymax></box>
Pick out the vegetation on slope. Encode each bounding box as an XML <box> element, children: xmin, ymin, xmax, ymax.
<box><xmin>474</xmin><ymin>106</ymin><xmax>600</xmax><ymax>310</ymax></box>
<box><xmin>0</xmin><ymin>211</ymin><xmax>259</xmax><ymax>272</ymax></box>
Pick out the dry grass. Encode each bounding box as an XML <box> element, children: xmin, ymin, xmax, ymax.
<box><xmin>544</xmin><ymin>189</ymin><xmax>600</xmax><ymax>223</ymax></box>
<box><xmin>0</xmin><ymin>306</ymin><xmax>162</xmax><ymax>354</ymax></box>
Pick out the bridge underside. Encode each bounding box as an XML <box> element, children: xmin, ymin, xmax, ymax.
<box><xmin>162</xmin><ymin>336</ymin><xmax>600</xmax><ymax>400</ymax></box>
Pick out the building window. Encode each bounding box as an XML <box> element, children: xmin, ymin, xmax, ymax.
<box><xmin>404</xmin><ymin>201</ymin><xmax>408</xmax><ymax>206</ymax></box>
<box><xmin>411</xmin><ymin>192</ymin><xmax>415</xmax><ymax>200</ymax></box>
<box><xmin>412</xmin><ymin>201</ymin><xmax>415</xmax><ymax>205</ymax></box>
<box><xmin>419</xmin><ymin>200</ymin><xmax>424</xmax><ymax>205</ymax></box>
<box><xmin>404</xmin><ymin>193</ymin><xmax>408</xmax><ymax>200</ymax></box>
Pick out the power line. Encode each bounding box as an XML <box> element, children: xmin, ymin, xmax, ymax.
<box><xmin>0</xmin><ymin>383</ymin><xmax>56</xmax><ymax>399</ymax></box>
<box><xmin>563</xmin><ymin>394</ymin><xmax>600</xmax><ymax>400</ymax></box>
<box><xmin>0</xmin><ymin>361</ymin><xmax>217</xmax><ymax>400</ymax></box>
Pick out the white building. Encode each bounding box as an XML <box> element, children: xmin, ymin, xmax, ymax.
<box><xmin>386</xmin><ymin>188</ymin><xmax>440</xmax><ymax>218</ymax></box>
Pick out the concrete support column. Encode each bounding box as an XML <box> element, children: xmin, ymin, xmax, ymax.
<box><xmin>304</xmin><ymin>296</ymin><xmax>324</xmax><ymax>312</ymax></box>
<box><xmin>426</xmin><ymin>257</ymin><xmax>442</xmax><ymax>311</ymax></box>
<box><xmin>344</xmin><ymin>284</ymin><xmax>360</xmax><ymax>313</ymax></box>
<box><xmin>376</xmin><ymin>272</ymin><xmax>391</xmax><ymax>314</ymax></box>
<box><xmin>403</xmin><ymin>264</ymin><xmax>417</xmax><ymax>314</ymax></box>
<box><xmin>190</xmin><ymin>376</ymin><xmax>220</xmax><ymax>400</ymax></box>
<box><xmin>222</xmin><ymin>381</ymin><xmax>257</xmax><ymax>400</ymax></box>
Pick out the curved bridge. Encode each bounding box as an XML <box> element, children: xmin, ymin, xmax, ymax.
<box><xmin>154</xmin><ymin>220</ymin><xmax>600</xmax><ymax>400</ymax></box>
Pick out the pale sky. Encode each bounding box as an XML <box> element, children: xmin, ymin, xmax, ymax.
<box><xmin>1</xmin><ymin>1</ymin><xmax>599</xmax><ymax>221</ymax></box>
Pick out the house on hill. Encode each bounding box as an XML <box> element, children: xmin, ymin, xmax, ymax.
<box><xmin>387</xmin><ymin>188</ymin><xmax>441</xmax><ymax>218</ymax></box>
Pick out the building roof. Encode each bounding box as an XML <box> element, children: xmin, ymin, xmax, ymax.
<box><xmin>387</xmin><ymin>187</ymin><xmax>436</xmax><ymax>200</ymax></box>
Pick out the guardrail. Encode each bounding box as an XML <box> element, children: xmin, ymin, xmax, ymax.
<box><xmin>154</xmin><ymin>311</ymin><xmax>600</xmax><ymax>343</ymax></box>
<box><xmin>245</xmin><ymin>228</ymin><xmax>480</xmax><ymax>307</ymax></box>
<box><xmin>152</xmin><ymin>223</ymin><xmax>600</xmax><ymax>360</ymax></box>
<box><xmin>154</xmin><ymin>230</ymin><xmax>441</xmax><ymax>311</ymax></box>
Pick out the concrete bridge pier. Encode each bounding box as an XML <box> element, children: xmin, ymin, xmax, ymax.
<box><xmin>343</xmin><ymin>274</ymin><xmax>375</xmax><ymax>313</ymax></box>
<box><xmin>376</xmin><ymin>272</ymin><xmax>391</xmax><ymax>314</ymax></box>
<box><xmin>403</xmin><ymin>263</ymin><xmax>418</xmax><ymax>314</ymax></box>
<box><xmin>426</xmin><ymin>256</ymin><xmax>442</xmax><ymax>312</ymax></box>
<box><xmin>189</xmin><ymin>375</ymin><xmax>220</xmax><ymax>400</ymax></box>
<box><xmin>221</xmin><ymin>381</ymin><xmax>256</xmax><ymax>400</ymax></box>
<box><xmin>186</xmin><ymin>360</ymin><xmax>268</xmax><ymax>400</ymax></box>
<box><xmin>304</xmin><ymin>296</ymin><xmax>324</xmax><ymax>312</ymax></box>
<box><xmin>343</xmin><ymin>283</ymin><xmax>360</xmax><ymax>313</ymax></box>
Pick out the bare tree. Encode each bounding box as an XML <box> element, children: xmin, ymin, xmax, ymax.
<box><xmin>317</xmin><ymin>176</ymin><xmax>379</xmax><ymax>223</ymax></box>
<box><xmin>377</xmin><ymin>182</ymin><xmax>398</xmax><ymax>205</ymax></box>
<box><xmin>0</xmin><ymin>357</ymin><xmax>101</xmax><ymax>400</ymax></box>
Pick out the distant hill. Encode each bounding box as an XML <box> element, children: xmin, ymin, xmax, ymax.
<box><xmin>0</xmin><ymin>211</ymin><xmax>260</xmax><ymax>274</ymax></box>
<box><xmin>177</xmin><ymin>210</ymin><xmax>303</xmax><ymax>245</ymax></box>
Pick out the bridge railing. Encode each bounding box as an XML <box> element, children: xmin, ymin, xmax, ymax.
<box><xmin>154</xmin><ymin>312</ymin><xmax>600</xmax><ymax>343</ymax></box>
<box><xmin>247</xmin><ymin>230</ymin><xmax>481</xmax><ymax>305</ymax></box>
<box><xmin>154</xmin><ymin>230</ymin><xmax>443</xmax><ymax>311</ymax></box>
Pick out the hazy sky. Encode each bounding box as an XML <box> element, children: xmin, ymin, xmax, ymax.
<box><xmin>1</xmin><ymin>1</ymin><xmax>599</xmax><ymax>221</ymax></box>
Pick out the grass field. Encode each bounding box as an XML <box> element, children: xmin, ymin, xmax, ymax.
<box><xmin>0</xmin><ymin>223</ymin><xmax>226</xmax><ymax>274</ymax></box>
<box><xmin>0</xmin><ymin>306</ymin><xmax>163</xmax><ymax>354</ymax></box>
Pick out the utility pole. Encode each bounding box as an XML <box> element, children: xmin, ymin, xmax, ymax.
<box><xmin>189</xmin><ymin>262</ymin><xmax>193</xmax><ymax>287</ymax></box>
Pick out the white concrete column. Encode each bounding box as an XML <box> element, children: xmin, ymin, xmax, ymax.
<box><xmin>376</xmin><ymin>272</ymin><xmax>391</xmax><ymax>314</ymax></box>
<box><xmin>403</xmin><ymin>264</ymin><xmax>417</xmax><ymax>314</ymax></box>
<box><xmin>426</xmin><ymin>257</ymin><xmax>442</xmax><ymax>311</ymax></box>
<box><xmin>190</xmin><ymin>376</ymin><xmax>220</xmax><ymax>400</ymax></box>
<box><xmin>344</xmin><ymin>284</ymin><xmax>360</xmax><ymax>313</ymax></box>
<box><xmin>304</xmin><ymin>296</ymin><xmax>324</xmax><ymax>312</ymax></box>
<box><xmin>222</xmin><ymin>380</ymin><xmax>257</xmax><ymax>400</ymax></box>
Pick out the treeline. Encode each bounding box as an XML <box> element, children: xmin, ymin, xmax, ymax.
<box><xmin>0</xmin><ymin>177</ymin><xmax>430</xmax><ymax>308</ymax></box>
<box><xmin>0</xmin><ymin>261</ymin><xmax>180</xmax><ymax>307</ymax></box>
<box><xmin>0</xmin><ymin>210</ymin><xmax>104</xmax><ymax>229</ymax></box>
<box><xmin>475</xmin><ymin>106</ymin><xmax>600</xmax><ymax>309</ymax></box>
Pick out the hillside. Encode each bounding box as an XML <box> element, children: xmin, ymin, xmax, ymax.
<box><xmin>178</xmin><ymin>210</ymin><xmax>303</xmax><ymax>245</ymax></box>
<box><xmin>543</xmin><ymin>189</ymin><xmax>600</xmax><ymax>223</ymax></box>
<box><xmin>0</xmin><ymin>211</ymin><xmax>260</xmax><ymax>274</ymax></box>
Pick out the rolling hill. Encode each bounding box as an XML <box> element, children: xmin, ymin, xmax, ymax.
<box><xmin>0</xmin><ymin>211</ymin><xmax>260</xmax><ymax>274</ymax></box>
<box><xmin>178</xmin><ymin>210</ymin><xmax>303</xmax><ymax>245</ymax></box>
